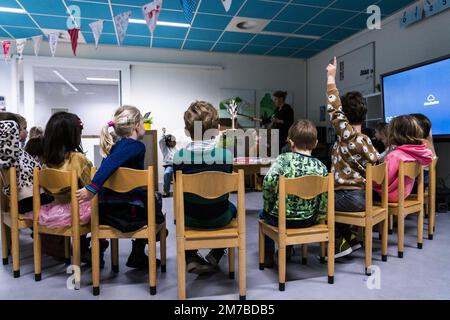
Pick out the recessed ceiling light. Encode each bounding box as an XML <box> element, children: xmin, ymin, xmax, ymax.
<box><xmin>129</xmin><ymin>18</ymin><xmax>190</xmax><ymax>28</ymax></box>
<box><xmin>0</xmin><ymin>7</ymin><xmax>26</xmax><ymax>14</ymax></box>
<box><xmin>236</xmin><ymin>21</ymin><xmax>259</xmax><ymax>30</ymax></box>
<box><xmin>86</xmin><ymin>77</ymin><xmax>119</xmax><ymax>82</ymax></box>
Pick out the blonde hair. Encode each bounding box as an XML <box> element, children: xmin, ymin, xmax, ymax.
<box><xmin>100</xmin><ymin>105</ymin><xmax>143</xmax><ymax>157</ymax></box>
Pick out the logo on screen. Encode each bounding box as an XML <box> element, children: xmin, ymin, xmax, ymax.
<box><xmin>424</xmin><ymin>94</ymin><xmax>440</xmax><ymax>106</ymax></box>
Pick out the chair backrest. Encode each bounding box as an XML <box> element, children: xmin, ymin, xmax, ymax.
<box><xmin>90</xmin><ymin>167</ymin><xmax>155</xmax><ymax>230</ymax></box>
<box><xmin>365</xmin><ymin>163</ymin><xmax>388</xmax><ymax>213</ymax></box>
<box><xmin>429</xmin><ymin>158</ymin><xmax>438</xmax><ymax>205</ymax></box>
<box><xmin>175</xmin><ymin>170</ymin><xmax>245</xmax><ymax>237</ymax></box>
<box><xmin>398</xmin><ymin>161</ymin><xmax>424</xmax><ymax>205</ymax></box>
<box><xmin>278</xmin><ymin>174</ymin><xmax>334</xmax><ymax>235</ymax></box>
<box><xmin>0</xmin><ymin>167</ymin><xmax>19</xmax><ymax>220</ymax></box>
<box><xmin>33</xmin><ymin>167</ymin><xmax>78</xmax><ymax>228</ymax></box>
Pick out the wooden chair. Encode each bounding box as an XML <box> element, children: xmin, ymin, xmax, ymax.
<box><xmin>90</xmin><ymin>167</ymin><xmax>166</xmax><ymax>296</ymax></box>
<box><xmin>387</xmin><ymin>161</ymin><xmax>424</xmax><ymax>258</ymax></box>
<box><xmin>32</xmin><ymin>167</ymin><xmax>90</xmax><ymax>281</ymax></box>
<box><xmin>175</xmin><ymin>170</ymin><xmax>246</xmax><ymax>300</ymax></box>
<box><xmin>0</xmin><ymin>167</ymin><xmax>33</xmax><ymax>278</ymax></box>
<box><xmin>335</xmin><ymin>164</ymin><xmax>389</xmax><ymax>275</ymax></box>
<box><xmin>259</xmin><ymin>174</ymin><xmax>335</xmax><ymax>291</ymax></box>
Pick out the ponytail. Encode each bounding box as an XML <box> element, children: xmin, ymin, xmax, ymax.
<box><xmin>100</xmin><ymin>124</ymin><xmax>116</xmax><ymax>157</ymax></box>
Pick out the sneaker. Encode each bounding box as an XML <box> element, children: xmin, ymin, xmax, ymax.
<box><xmin>335</xmin><ymin>237</ymin><xmax>353</xmax><ymax>259</ymax></box>
<box><xmin>186</xmin><ymin>252</ymin><xmax>215</xmax><ymax>275</ymax></box>
<box><xmin>347</xmin><ymin>233</ymin><xmax>362</xmax><ymax>252</ymax></box>
<box><xmin>205</xmin><ymin>249</ymin><xmax>226</xmax><ymax>267</ymax></box>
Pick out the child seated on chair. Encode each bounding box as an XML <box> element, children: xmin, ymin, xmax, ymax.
<box><xmin>159</xmin><ymin>127</ymin><xmax>178</xmax><ymax>198</ymax></box>
<box><xmin>374</xmin><ymin>115</ymin><xmax>433</xmax><ymax>202</ymax></box>
<box><xmin>173</xmin><ymin>101</ymin><xmax>237</xmax><ymax>275</ymax></box>
<box><xmin>76</xmin><ymin>106</ymin><xmax>166</xmax><ymax>269</ymax></box>
<box><xmin>326</xmin><ymin>57</ymin><xmax>380</xmax><ymax>258</ymax></box>
<box><xmin>0</xmin><ymin>113</ymin><xmax>53</xmax><ymax>215</ymax></box>
<box><xmin>260</xmin><ymin>120</ymin><xmax>328</xmax><ymax>268</ymax></box>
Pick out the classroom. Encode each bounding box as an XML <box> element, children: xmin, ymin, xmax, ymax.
<box><xmin>0</xmin><ymin>0</ymin><xmax>450</xmax><ymax>303</ymax></box>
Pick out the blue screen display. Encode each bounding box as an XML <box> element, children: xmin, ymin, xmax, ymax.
<box><xmin>383</xmin><ymin>57</ymin><xmax>450</xmax><ymax>136</ymax></box>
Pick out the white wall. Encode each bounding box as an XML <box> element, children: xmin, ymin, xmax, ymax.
<box><xmin>306</xmin><ymin>6</ymin><xmax>450</xmax><ymax>180</ymax></box>
<box><xmin>0</xmin><ymin>61</ymin><xmax>18</xmax><ymax>113</ymax></box>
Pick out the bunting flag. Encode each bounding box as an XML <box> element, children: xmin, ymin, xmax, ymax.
<box><xmin>2</xmin><ymin>40</ymin><xmax>11</xmax><ymax>61</ymax></box>
<box><xmin>89</xmin><ymin>20</ymin><xmax>104</xmax><ymax>49</ymax></box>
<box><xmin>142</xmin><ymin>0</ymin><xmax>163</xmax><ymax>35</ymax></box>
<box><xmin>180</xmin><ymin>0</ymin><xmax>195</xmax><ymax>23</ymax></box>
<box><xmin>221</xmin><ymin>0</ymin><xmax>232</xmax><ymax>12</ymax></box>
<box><xmin>15</xmin><ymin>38</ymin><xmax>27</xmax><ymax>61</ymax></box>
<box><xmin>32</xmin><ymin>35</ymin><xmax>43</xmax><ymax>56</ymax></box>
<box><xmin>48</xmin><ymin>32</ymin><xmax>59</xmax><ymax>57</ymax></box>
<box><xmin>113</xmin><ymin>11</ymin><xmax>131</xmax><ymax>45</ymax></box>
<box><xmin>68</xmin><ymin>28</ymin><xmax>80</xmax><ymax>56</ymax></box>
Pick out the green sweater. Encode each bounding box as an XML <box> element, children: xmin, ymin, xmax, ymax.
<box><xmin>263</xmin><ymin>152</ymin><xmax>328</xmax><ymax>223</ymax></box>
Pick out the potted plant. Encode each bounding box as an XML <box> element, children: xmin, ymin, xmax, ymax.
<box><xmin>144</xmin><ymin>117</ymin><xmax>153</xmax><ymax>130</ymax></box>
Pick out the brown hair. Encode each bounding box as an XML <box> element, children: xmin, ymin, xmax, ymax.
<box><xmin>29</xmin><ymin>126</ymin><xmax>44</xmax><ymax>139</ymax></box>
<box><xmin>388</xmin><ymin>115</ymin><xmax>423</xmax><ymax>146</ymax></box>
<box><xmin>341</xmin><ymin>91</ymin><xmax>367</xmax><ymax>125</ymax></box>
<box><xmin>184</xmin><ymin>101</ymin><xmax>219</xmax><ymax>138</ymax></box>
<box><xmin>288</xmin><ymin>119</ymin><xmax>318</xmax><ymax>151</ymax></box>
<box><xmin>273</xmin><ymin>91</ymin><xmax>287</xmax><ymax>100</ymax></box>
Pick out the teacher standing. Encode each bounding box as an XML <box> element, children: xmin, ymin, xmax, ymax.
<box><xmin>257</xmin><ymin>91</ymin><xmax>294</xmax><ymax>153</ymax></box>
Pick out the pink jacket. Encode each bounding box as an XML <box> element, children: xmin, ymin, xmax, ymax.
<box><xmin>375</xmin><ymin>144</ymin><xmax>433</xmax><ymax>202</ymax></box>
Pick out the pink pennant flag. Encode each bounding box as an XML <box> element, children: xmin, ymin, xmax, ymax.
<box><xmin>113</xmin><ymin>11</ymin><xmax>132</xmax><ymax>45</ymax></box>
<box><xmin>89</xmin><ymin>20</ymin><xmax>104</xmax><ymax>49</ymax></box>
<box><xmin>142</xmin><ymin>0</ymin><xmax>163</xmax><ymax>35</ymax></box>
<box><xmin>68</xmin><ymin>28</ymin><xmax>80</xmax><ymax>56</ymax></box>
<box><xmin>2</xmin><ymin>40</ymin><xmax>11</xmax><ymax>61</ymax></box>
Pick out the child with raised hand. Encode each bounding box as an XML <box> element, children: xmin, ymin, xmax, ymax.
<box><xmin>76</xmin><ymin>105</ymin><xmax>165</xmax><ymax>269</ymax></box>
<box><xmin>374</xmin><ymin>116</ymin><xmax>433</xmax><ymax>202</ymax></box>
<box><xmin>260</xmin><ymin>120</ymin><xmax>328</xmax><ymax>267</ymax></box>
<box><xmin>159</xmin><ymin>127</ymin><xmax>178</xmax><ymax>197</ymax></box>
<box><xmin>326</xmin><ymin>57</ymin><xmax>380</xmax><ymax>258</ymax></box>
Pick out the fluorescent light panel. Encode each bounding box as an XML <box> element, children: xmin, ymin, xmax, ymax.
<box><xmin>86</xmin><ymin>77</ymin><xmax>119</xmax><ymax>82</ymax></box>
<box><xmin>129</xmin><ymin>19</ymin><xmax>191</xmax><ymax>28</ymax></box>
<box><xmin>53</xmin><ymin>70</ymin><xmax>79</xmax><ymax>92</ymax></box>
<box><xmin>0</xmin><ymin>7</ymin><xmax>26</xmax><ymax>14</ymax></box>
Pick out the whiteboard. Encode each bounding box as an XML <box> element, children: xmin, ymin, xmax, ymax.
<box><xmin>336</xmin><ymin>42</ymin><xmax>375</xmax><ymax>96</ymax></box>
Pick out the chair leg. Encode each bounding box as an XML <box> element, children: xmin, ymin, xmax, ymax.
<box><xmin>327</xmin><ymin>239</ymin><xmax>335</xmax><ymax>284</ymax></box>
<box><xmin>428</xmin><ymin>205</ymin><xmax>435</xmax><ymax>240</ymax></box>
<box><xmin>417</xmin><ymin>208</ymin><xmax>424</xmax><ymax>249</ymax></box>
<box><xmin>238</xmin><ymin>246</ymin><xmax>246</xmax><ymax>300</ymax></box>
<box><xmin>228</xmin><ymin>247</ymin><xmax>235</xmax><ymax>279</ymax></box>
<box><xmin>64</xmin><ymin>237</ymin><xmax>71</xmax><ymax>265</ymax></box>
<box><xmin>397</xmin><ymin>213</ymin><xmax>405</xmax><ymax>258</ymax></box>
<box><xmin>33</xmin><ymin>230</ymin><xmax>42</xmax><ymax>281</ymax></box>
<box><xmin>388</xmin><ymin>214</ymin><xmax>394</xmax><ymax>234</ymax></box>
<box><xmin>278</xmin><ymin>245</ymin><xmax>286</xmax><ymax>291</ymax></box>
<box><xmin>381</xmin><ymin>218</ymin><xmax>388</xmax><ymax>262</ymax></box>
<box><xmin>258</xmin><ymin>225</ymin><xmax>265</xmax><ymax>270</ymax></box>
<box><xmin>160</xmin><ymin>223</ymin><xmax>167</xmax><ymax>272</ymax></box>
<box><xmin>176</xmin><ymin>239</ymin><xmax>186</xmax><ymax>300</ymax></box>
<box><xmin>111</xmin><ymin>238</ymin><xmax>119</xmax><ymax>273</ymax></box>
<box><xmin>91</xmin><ymin>236</ymin><xmax>100</xmax><ymax>295</ymax></box>
<box><xmin>364</xmin><ymin>223</ymin><xmax>373</xmax><ymax>275</ymax></box>
<box><xmin>72</xmin><ymin>235</ymin><xmax>81</xmax><ymax>270</ymax></box>
<box><xmin>11</xmin><ymin>224</ymin><xmax>20</xmax><ymax>278</ymax></box>
<box><xmin>302</xmin><ymin>244</ymin><xmax>308</xmax><ymax>265</ymax></box>
<box><xmin>149</xmin><ymin>235</ymin><xmax>157</xmax><ymax>295</ymax></box>
<box><xmin>1</xmin><ymin>223</ymin><xmax>9</xmax><ymax>265</ymax></box>
<box><xmin>320</xmin><ymin>242</ymin><xmax>326</xmax><ymax>264</ymax></box>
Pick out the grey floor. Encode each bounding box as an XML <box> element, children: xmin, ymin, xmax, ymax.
<box><xmin>1</xmin><ymin>192</ymin><xmax>449</xmax><ymax>300</ymax></box>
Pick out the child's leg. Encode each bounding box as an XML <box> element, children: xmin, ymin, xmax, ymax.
<box><xmin>163</xmin><ymin>166</ymin><xmax>173</xmax><ymax>194</ymax></box>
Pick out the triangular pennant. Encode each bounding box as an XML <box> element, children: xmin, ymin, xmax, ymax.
<box><xmin>89</xmin><ymin>20</ymin><xmax>104</xmax><ymax>49</ymax></box>
<box><xmin>180</xmin><ymin>0</ymin><xmax>195</xmax><ymax>23</ymax></box>
<box><xmin>221</xmin><ymin>0</ymin><xmax>232</xmax><ymax>12</ymax></box>
<box><xmin>15</xmin><ymin>38</ymin><xmax>27</xmax><ymax>61</ymax></box>
<box><xmin>142</xmin><ymin>0</ymin><xmax>163</xmax><ymax>35</ymax></box>
<box><xmin>2</xmin><ymin>40</ymin><xmax>11</xmax><ymax>61</ymax></box>
<box><xmin>48</xmin><ymin>32</ymin><xmax>59</xmax><ymax>57</ymax></box>
<box><xmin>32</xmin><ymin>35</ymin><xmax>43</xmax><ymax>56</ymax></box>
<box><xmin>68</xmin><ymin>28</ymin><xmax>80</xmax><ymax>56</ymax></box>
<box><xmin>113</xmin><ymin>11</ymin><xmax>132</xmax><ymax>45</ymax></box>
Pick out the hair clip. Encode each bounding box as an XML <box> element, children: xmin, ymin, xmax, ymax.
<box><xmin>108</xmin><ymin>121</ymin><xmax>115</xmax><ymax>127</ymax></box>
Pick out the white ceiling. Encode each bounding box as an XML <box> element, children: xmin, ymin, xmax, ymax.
<box><xmin>27</xmin><ymin>67</ymin><xmax>120</xmax><ymax>85</ymax></box>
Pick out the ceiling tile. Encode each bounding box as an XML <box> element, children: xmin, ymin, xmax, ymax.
<box><xmin>309</xmin><ymin>8</ymin><xmax>357</xmax><ymax>26</ymax></box>
<box><xmin>276</xmin><ymin>5</ymin><xmax>323</xmax><ymax>23</ymax></box>
<box><xmin>240</xmin><ymin>45</ymin><xmax>271</xmax><ymax>55</ymax></box>
<box><xmin>187</xmin><ymin>28</ymin><xmax>222</xmax><ymax>42</ymax></box>
<box><xmin>264</xmin><ymin>21</ymin><xmax>302</xmax><ymax>33</ymax></box>
<box><xmin>238</xmin><ymin>0</ymin><xmax>286</xmax><ymax>20</ymax></box>
<box><xmin>219</xmin><ymin>31</ymin><xmax>255</xmax><ymax>44</ymax></box>
<box><xmin>183</xmin><ymin>40</ymin><xmax>215</xmax><ymax>51</ymax></box>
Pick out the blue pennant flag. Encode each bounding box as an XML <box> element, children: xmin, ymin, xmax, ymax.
<box><xmin>180</xmin><ymin>0</ymin><xmax>195</xmax><ymax>23</ymax></box>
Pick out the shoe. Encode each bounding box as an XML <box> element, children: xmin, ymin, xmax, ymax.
<box><xmin>205</xmin><ymin>249</ymin><xmax>226</xmax><ymax>267</ymax></box>
<box><xmin>347</xmin><ymin>232</ymin><xmax>362</xmax><ymax>252</ymax></box>
<box><xmin>335</xmin><ymin>237</ymin><xmax>353</xmax><ymax>259</ymax></box>
<box><xmin>186</xmin><ymin>252</ymin><xmax>215</xmax><ymax>275</ymax></box>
